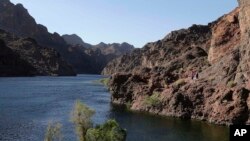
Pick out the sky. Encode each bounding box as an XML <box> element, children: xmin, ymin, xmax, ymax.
<box><xmin>10</xmin><ymin>0</ymin><xmax>238</xmax><ymax>47</ymax></box>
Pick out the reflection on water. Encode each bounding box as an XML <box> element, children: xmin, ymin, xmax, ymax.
<box><xmin>0</xmin><ymin>75</ymin><xmax>229</xmax><ymax>141</ymax></box>
<box><xmin>110</xmin><ymin>105</ymin><xmax>229</xmax><ymax>141</ymax></box>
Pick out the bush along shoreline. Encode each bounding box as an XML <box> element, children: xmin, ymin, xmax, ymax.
<box><xmin>44</xmin><ymin>100</ymin><xmax>126</xmax><ymax>141</ymax></box>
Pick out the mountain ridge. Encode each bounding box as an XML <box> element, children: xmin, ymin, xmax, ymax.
<box><xmin>104</xmin><ymin>2</ymin><xmax>250</xmax><ymax>125</ymax></box>
<box><xmin>0</xmin><ymin>29</ymin><xmax>76</xmax><ymax>76</ymax></box>
<box><xmin>0</xmin><ymin>0</ymin><xmax>134</xmax><ymax>74</ymax></box>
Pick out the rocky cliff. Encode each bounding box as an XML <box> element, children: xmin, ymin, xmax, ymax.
<box><xmin>0</xmin><ymin>0</ymin><xmax>66</xmax><ymax>50</ymax></box>
<box><xmin>0</xmin><ymin>29</ymin><xmax>76</xmax><ymax>76</ymax></box>
<box><xmin>0</xmin><ymin>0</ymin><xmax>134</xmax><ymax>74</ymax></box>
<box><xmin>235</xmin><ymin>0</ymin><xmax>250</xmax><ymax>84</ymax></box>
<box><xmin>104</xmin><ymin>2</ymin><xmax>250</xmax><ymax>125</ymax></box>
<box><xmin>0</xmin><ymin>39</ymin><xmax>37</xmax><ymax>76</ymax></box>
<box><xmin>0</xmin><ymin>0</ymin><xmax>83</xmax><ymax>74</ymax></box>
<box><xmin>103</xmin><ymin>23</ymin><xmax>212</xmax><ymax>75</ymax></box>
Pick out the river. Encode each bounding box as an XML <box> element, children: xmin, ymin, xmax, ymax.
<box><xmin>0</xmin><ymin>75</ymin><xmax>229</xmax><ymax>141</ymax></box>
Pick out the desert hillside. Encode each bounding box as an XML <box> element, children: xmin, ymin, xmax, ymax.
<box><xmin>104</xmin><ymin>0</ymin><xmax>250</xmax><ymax>125</ymax></box>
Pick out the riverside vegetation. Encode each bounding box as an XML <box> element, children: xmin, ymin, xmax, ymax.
<box><xmin>44</xmin><ymin>100</ymin><xmax>126</xmax><ymax>141</ymax></box>
<box><xmin>99</xmin><ymin>78</ymin><xmax>110</xmax><ymax>86</ymax></box>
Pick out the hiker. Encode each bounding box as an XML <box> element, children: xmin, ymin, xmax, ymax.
<box><xmin>193</xmin><ymin>71</ymin><xmax>199</xmax><ymax>80</ymax></box>
<box><xmin>191</xmin><ymin>70</ymin><xmax>195</xmax><ymax>80</ymax></box>
<box><xmin>190</xmin><ymin>70</ymin><xmax>199</xmax><ymax>80</ymax></box>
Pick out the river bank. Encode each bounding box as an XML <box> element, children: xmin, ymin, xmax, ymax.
<box><xmin>0</xmin><ymin>75</ymin><xmax>229</xmax><ymax>141</ymax></box>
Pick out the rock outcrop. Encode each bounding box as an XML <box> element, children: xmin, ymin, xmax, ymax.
<box><xmin>0</xmin><ymin>29</ymin><xmax>76</xmax><ymax>76</ymax></box>
<box><xmin>0</xmin><ymin>0</ymin><xmax>66</xmax><ymax>51</ymax></box>
<box><xmin>208</xmin><ymin>8</ymin><xmax>240</xmax><ymax>63</ymax></box>
<box><xmin>235</xmin><ymin>0</ymin><xmax>250</xmax><ymax>84</ymax></box>
<box><xmin>0</xmin><ymin>39</ymin><xmax>37</xmax><ymax>76</ymax></box>
<box><xmin>0</xmin><ymin>0</ymin><xmax>134</xmax><ymax>74</ymax></box>
<box><xmin>103</xmin><ymin>23</ymin><xmax>212</xmax><ymax>75</ymax></box>
<box><xmin>104</xmin><ymin>3</ymin><xmax>250</xmax><ymax>125</ymax></box>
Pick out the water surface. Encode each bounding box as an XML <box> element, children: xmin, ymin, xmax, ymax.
<box><xmin>0</xmin><ymin>75</ymin><xmax>229</xmax><ymax>141</ymax></box>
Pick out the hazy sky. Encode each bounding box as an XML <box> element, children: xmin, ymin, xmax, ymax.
<box><xmin>10</xmin><ymin>0</ymin><xmax>238</xmax><ymax>47</ymax></box>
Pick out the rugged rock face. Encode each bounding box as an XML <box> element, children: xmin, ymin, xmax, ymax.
<box><xmin>238</xmin><ymin>0</ymin><xmax>250</xmax><ymax>40</ymax></box>
<box><xmin>0</xmin><ymin>0</ymin><xmax>84</xmax><ymax>74</ymax></box>
<box><xmin>0</xmin><ymin>0</ymin><xmax>66</xmax><ymax>50</ymax></box>
<box><xmin>0</xmin><ymin>0</ymin><xmax>134</xmax><ymax>74</ymax></box>
<box><xmin>103</xmin><ymin>24</ymin><xmax>212</xmax><ymax>75</ymax></box>
<box><xmin>105</xmin><ymin>5</ymin><xmax>250</xmax><ymax>125</ymax></box>
<box><xmin>0</xmin><ymin>29</ymin><xmax>76</xmax><ymax>76</ymax></box>
<box><xmin>235</xmin><ymin>0</ymin><xmax>250</xmax><ymax>83</ymax></box>
<box><xmin>0</xmin><ymin>39</ymin><xmax>37</xmax><ymax>76</ymax></box>
<box><xmin>208</xmin><ymin>8</ymin><xmax>240</xmax><ymax>63</ymax></box>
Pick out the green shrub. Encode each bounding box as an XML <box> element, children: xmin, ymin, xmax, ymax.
<box><xmin>71</xmin><ymin>100</ymin><xmax>95</xmax><ymax>141</ymax></box>
<box><xmin>173</xmin><ymin>79</ymin><xmax>186</xmax><ymax>88</ymax></box>
<box><xmin>71</xmin><ymin>100</ymin><xmax>126</xmax><ymax>141</ymax></box>
<box><xmin>99</xmin><ymin>78</ymin><xmax>110</xmax><ymax>86</ymax></box>
<box><xmin>44</xmin><ymin>122</ymin><xmax>62</xmax><ymax>141</ymax></box>
<box><xmin>143</xmin><ymin>92</ymin><xmax>162</xmax><ymax>108</ymax></box>
<box><xmin>125</xmin><ymin>101</ymin><xmax>132</xmax><ymax>109</ymax></box>
<box><xmin>85</xmin><ymin>120</ymin><xmax>126</xmax><ymax>141</ymax></box>
<box><xmin>227</xmin><ymin>81</ymin><xmax>237</xmax><ymax>88</ymax></box>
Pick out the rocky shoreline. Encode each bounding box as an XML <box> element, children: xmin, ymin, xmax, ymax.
<box><xmin>104</xmin><ymin>0</ymin><xmax>250</xmax><ymax>125</ymax></box>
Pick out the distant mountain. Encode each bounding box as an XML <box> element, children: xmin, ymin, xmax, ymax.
<box><xmin>63</xmin><ymin>33</ymin><xmax>135</xmax><ymax>55</ymax></box>
<box><xmin>62</xmin><ymin>34</ymin><xmax>134</xmax><ymax>56</ymax></box>
<box><xmin>62</xmin><ymin>34</ymin><xmax>92</xmax><ymax>48</ymax></box>
<box><xmin>65</xmin><ymin>42</ymin><xmax>134</xmax><ymax>74</ymax></box>
<box><xmin>61</xmin><ymin>34</ymin><xmax>135</xmax><ymax>73</ymax></box>
<box><xmin>93</xmin><ymin>42</ymin><xmax>134</xmax><ymax>56</ymax></box>
<box><xmin>0</xmin><ymin>0</ymin><xmax>134</xmax><ymax>74</ymax></box>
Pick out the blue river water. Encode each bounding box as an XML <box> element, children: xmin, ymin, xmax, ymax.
<box><xmin>0</xmin><ymin>75</ymin><xmax>229</xmax><ymax>141</ymax></box>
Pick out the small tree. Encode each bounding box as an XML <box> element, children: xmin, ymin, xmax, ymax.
<box><xmin>143</xmin><ymin>92</ymin><xmax>162</xmax><ymax>108</ymax></box>
<box><xmin>44</xmin><ymin>122</ymin><xmax>62</xmax><ymax>141</ymax></box>
<box><xmin>71</xmin><ymin>100</ymin><xmax>95</xmax><ymax>141</ymax></box>
<box><xmin>85</xmin><ymin>120</ymin><xmax>127</xmax><ymax>141</ymax></box>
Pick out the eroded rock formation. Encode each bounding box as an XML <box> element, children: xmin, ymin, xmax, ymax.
<box><xmin>0</xmin><ymin>39</ymin><xmax>36</xmax><ymax>76</ymax></box>
<box><xmin>0</xmin><ymin>29</ymin><xmax>76</xmax><ymax>76</ymax></box>
<box><xmin>236</xmin><ymin>0</ymin><xmax>250</xmax><ymax>83</ymax></box>
<box><xmin>0</xmin><ymin>0</ymin><xmax>134</xmax><ymax>74</ymax></box>
<box><xmin>104</xmin><ymin>1</ymin><xmax>250</xmax><ymax>125</ymax></box>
